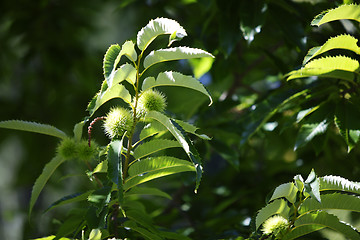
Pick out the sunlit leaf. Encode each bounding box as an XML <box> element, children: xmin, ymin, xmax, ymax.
<box><xmin>89</xmin><ymin>229</ymin><xmax>102</xmax><ymax>240</ymax></box>
<box><xmin>87</xmin><ymin>82</ymin><xmax>132</xmax><ymax>117</ymax></box>
<box><xmin>142</xmin><ymin>71</ymin><xmax>212</xmax><ymax>106</ymax></box>
<box><xmin>137</xmin><ymin>17</ymin><xmax>187</xmax><ymax>51</ymax></box>
<box><xmin>145</xmin><ymin>111</ymin><xmax>203</xmax><ymax>192</ymax></box>
<box><xmin>269</xmin><ymin>182</ymin><xmax>298</xmax><ymax>204</ymax></box>
<box><xmin>294</xmin><ymin>102</ymin><xmax>333</xmax><ymax>150</ymax></box>
<box><xmin>320</xmin><ymin>175</ymin><xmax>360</xmax><ymax>195</ymax></box>
<box><xmin>125</xmin><ymin>187</ymin><xmax>172</xmax><ymax>199</ymax></box>
<box><xmin>111</xmin><ymin>63</ymin><xmax>137</xmax><ymax>87</ymax></box>
<box><xmin>175</xmin><ymin>119</ymin><xmax>211</xmax><ymax>140</ymax></box>
<box><xmin>103</xmin><ymin>44</ymin><xmax>121</xmax><ymax>81</ymax></box>
<box><xmin>255</xmin><ymin>199</ymin><xmax>291</xmax><ymax>230</ymax></box>
<box><xmin>299</xmin><ymin>193</ymin><xmax>360</xmax><ymax>215</ymax></box>
<box><xmin>0</xmin><ymin>120</ymin><xmax>67</xmax><ymax>139</ymax></box>
<box><xmin>312</xmin><ymin>4</ymin><xmax>360</xmax><ymax>26</ymax></box>
<box><xmin>139</xmin><ymin>121</ymin><xmax>168</xmax><ymax>141</ymax></box>
<box><xmin>123</xmin><ymin>156</ymin><xmax>195</xmax><ymax>191</ymax></box>
<box><xmin>133</xmin><ymin>139</ymin><xmax>181</xmax><ymax>160</ymax></box>
<box><xmin>303</xmin><ymin>34</ymin><xmax>360</xmax><ymax>64</ymax></box>
<box><xmin>103</xmin><ymin>41</ymin><xmax>137</xmax><ymax>87</ymax></box>
<box><xmin>288</xmin><ymin>56</ymin><xmax>360</xmax><ymax>81</ymax></box>
<box><xmin>304</xmin><ymin>169</ymin><xmax>321</xmax><ymax>203</ymax></box>
<box><xmin>285</xmin><ymin>211</ymin><xmax>360</xmax><ymax>240</ymax></box>
<box><xmin>143</xmin><ymin>46</ymin><xmax>214</xmax><ymax>69</ymax></box>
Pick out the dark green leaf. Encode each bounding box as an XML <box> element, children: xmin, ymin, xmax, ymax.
<box><xmin>107</xmin><ymin>139</ymin><xmax>124</xmax><ymax>204</ymax></box>
<box><xmin>45</xmin><ymin>191</ymin><xmax>94</xmax><ymax>213</ymax></box>
<box><xmin>335</xmin><ymin>100</ymin><xmax>360</xmax><ymax>152</ymax></box>
<box><xmin>29</xmin><ymin>156</ymin><xmax>66</xmax><ymax>217</ymax></box>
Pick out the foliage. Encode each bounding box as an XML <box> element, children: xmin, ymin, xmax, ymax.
<box><xmin>0</xmin><ymin>18</ymin><xmax>213</xmax><ymax>239</ymax></box>
<box><xmin>2</xmin><ymin>0</ymin><xmax>360</xmax><ymax>240</ymax></box>
<box><xmin>255</xmin><ymin>169</ymin><xmax>360</xmax><ymax>239</ymax></box>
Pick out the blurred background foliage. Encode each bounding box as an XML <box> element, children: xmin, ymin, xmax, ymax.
<box><xmin>1</xmin><ymin>0</ymin><xmax>359</xmax><ymax>239</ymax></box>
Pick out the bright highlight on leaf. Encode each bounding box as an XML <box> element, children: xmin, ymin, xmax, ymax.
<box><xmin>137</xmin><ymin>17</ymin><xmax>187</xmax><ymax>51</ymax></box>
<box><xmin>143</xmin><ymin>46</ymin><xmax>214</xmax><ymax>69</ymax></box>
<box><xmin>142</xmin><ymin>71</ymin><xmax>213</xmax><ymax>106</ymax></box>
<box><xmin>312</xmin><ymin>4</ymin><xmax>360</xmax><ymax>26</ymax></box>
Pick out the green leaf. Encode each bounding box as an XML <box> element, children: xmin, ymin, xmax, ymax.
<box><xmin>295</xmin><ymin>120</ymin><xmax>329</xmax><ymax>150</ymax></box>
<box><xmin>312</xmin><ymin>4</ymin><xmax>360</xmax><ymax>26</ymax></box>
<box><xmin>103</xmin><ymin>44</ymin><xmax>121</xmax><ymax>81</ymax></box>
<box><xmin>123</xmin><ymin>220</ymin><xmax>163</xmax><ymax>240</ymax></box>
<box><xmin>145</xmin><ymin>111</ymin><xmax>203</xmax><ymax>192</ymax></box>
<box><xmin>139</xmin><ymin>121</ymin><xmax>168</xmax><ymax>141</ymax></box>
<box><xmin>126</xmin><ymin>209</ymin><xmax>161</xmax><ymax>236</ymax></box>
<box><xmin>89</xmin><ymin>229</ymin><xmax>102</xmax><ymax>240</ymax></box>
<box><xmin>255</xmin><ymin>199</ymin><xmax>291</xmax><ymax>230</ymax></box>
<box><xmin>87</xmin><ymin>82</ymin><xmax>132</xmax><ymax>117</ymax></box>
<box><xmin>107</xmin><ymin>140</ymin><xmax>123</xmax><ymax>186</ymax></box>
<box><xmin>45</xmin><ymin>190</ymin><xmax>94</xmax><ymax>213</ymax></box>
<box><xmin>285</xmin><ymin>211</ymin><xmax>360</xmax><ymax>240</ymax></box>
<box><xmin>188</xmin><ymin>57</ymin><xmax>214</xmax><ymax>79</ymax></box>
<box><xmin>120</xmin><ymin>40</ymin><xmax>137</xmax><ymax>62</ymax></box>
<box><xmin>142</xmin><ymin>71</ymin><xmax>212</xmax><ymax>106</ymax></box>
<box><xmin>0</xmin><ymin>120</ymin><xmax>67</xmax><ymax>139</ymax></box>
<box><xmin>87</xmin><ymin>186</ymin><xmax>111</xmax><ymax>216</ymax></box>
<box><xmin>123</xmin><ymin>156</ymin><xmax>195</xmax><ymax>191</ymax></box>
<box><xmin>53</xmin><ymin>209</ymin><xmax>86</xmax><ymax>239</ymax></box>
<box><xmin>111</xmin><ymin>63</ymin><xmax>137</xmax><ymax>87</ymax></box>
<box><xmin>269</xmin><ymin>182</ymin><xmax>298</xmax><ymax>204</ymax></box>
<box><xmin>29</xmin><ymin>156</ymin><xmax>66</xmax><ymax>217</ymax></box>
<box><xmin>125</xmin><ymin>187</ymin><xmax>172</xmax><ymax>199</ymax></box>
<box><xmin>159</xmin><ymin>231</ymin><xmax>191</xmax><ymax>240</ymax></box>
<box><xmin>335</xmin><ymin>100</ymin><xmax>360</xmax><ymax>152</ymax></box>
<box><xmin>31</xmin><ymin>236</ymin><xmax>72</xmax><ymax>240</ymax></box>
<box><xmin>103</xmin><ymin>41</ymin><xmax>137</xmax><ymax>87</ymax></box>
<box><xmin>299</xmin><ymin>193</ymin><xmax>360</xmax><ymax>215</ymax></box>
<box><xmin>133</xmin><ymin>139</ymin><xmax>181</xmax><ymax>160</ymax></box>
<box><xmin>143</xmin><ymin>46</ymin><xmax>214</xmax><ymax>69</ymax></box>
<box><xmin>304</xmin><ymin>169</ymin><xmax>321</xmax><ymax>203</ymax></box>
<box><xmin>174</xmin><ymin>119</ymin><xmax>211</xmax><ymax>140</ymax></box>
<box><xmin>73</xmin><ymin>121</ymin><xmax>85</xmax><ymax>142</ymax></box>
<box><xmin>295</xmin><ymin>102</ymin><xmax>333</xmax><ymax>150</ymax></box>
<box><xmin>93</xmin><ymin>160</ymin><xmax>108</xmax><ymax>174</ymax></box>
<box><xmin>107</xmin><ymin>139</ymin><xmax>124</xmax><ymax>204</ymax></box>
<box><xmin>303</xmin><ymin>34</ymin><xmax>360</xmax><ymax>64</ymax></box>
<box><xmin>240</xmin><ymin>88</ymin><xmax>309</xmax><ymax>145</ymax></box>
<box><xmin>287</xmin><ymin>56</ymin><xmax>360</xmax><ymax>81</ymax></box>
<box><xmin>137</xmin><ymin>17</ymin><xmax>187</xmax><ymax>51</ymax></box>
<box><xmin>283</xmin><ymin>224</ymin><xmax>325</xmax><ymax>240</ymax></box>
<box><xmin>320</xmin><ymin>175</ymin><xmax>360</xmax><ymax>195</ymax></box>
